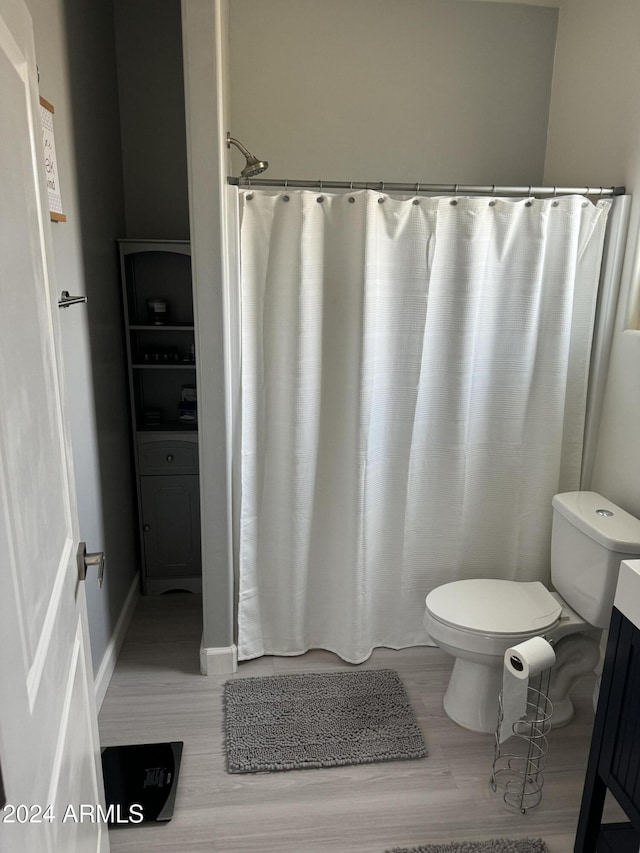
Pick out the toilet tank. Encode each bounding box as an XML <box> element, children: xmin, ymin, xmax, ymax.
<box><xmin>551</xmin><ymin>492</ymin><xmax>640</xmax><ymax>629</ymax></box>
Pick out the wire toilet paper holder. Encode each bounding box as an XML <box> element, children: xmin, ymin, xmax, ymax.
<box><xmin>490</xmin><ymin>664</ymin><xmax>554</xmax><ymax>813</ymax></box>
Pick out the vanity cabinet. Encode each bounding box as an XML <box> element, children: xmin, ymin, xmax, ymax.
<box><xmin>574</xmin><ymin>560</ymin><xmax>640</xmax><ymax>852</ymax></box>
<box><xmin>118</xmin><ymin>240</ymin><xmax>201</xmax><ymax>594</ymax></box>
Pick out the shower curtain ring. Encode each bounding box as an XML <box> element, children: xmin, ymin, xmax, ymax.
<box><xmin>454</xmin><ymin>184</ymin><xmax>459</xmax><ymax>196</ymax></box>
<box><xmin>350</xmin><ymin>180</ymin><xmax>354</xmax><ymax>191</ymax></box>
<box><xmin>415</xmin><ymin>183</ymin><xmax>420</xmax><ymax>196</ymax></box>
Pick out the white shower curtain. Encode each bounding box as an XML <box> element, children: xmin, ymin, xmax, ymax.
<box><xmin>237</xmin><ymin>190</ymin><xmax>610</xmax><ymax>663</ymax></box>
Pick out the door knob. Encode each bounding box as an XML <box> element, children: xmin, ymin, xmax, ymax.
<box><xmin>77</xmin><ymin>542</ymin><xmax>105</xmax><ymax>588</ymax></box>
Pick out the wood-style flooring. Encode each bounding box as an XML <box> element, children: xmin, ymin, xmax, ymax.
<box><xmin>99</xmin><ymin>592</ymin><xmax>622</xmax><ymax>853</ymax></box>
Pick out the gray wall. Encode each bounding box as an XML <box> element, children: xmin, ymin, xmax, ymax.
<box><xmin>114</xmin><ymin>0</ymin><xmax>190</xmax><ymax>239</ymax></box>
<box><xmin>228</xmin><ymin>0</ymin><xmax>559</xmax><ymax>184</ymax></box>
<box><xmin>109</xmin><ymin>0</ymin><xmax>559</xmax><ymax>241</ymax></box>
<box><xmin>544</xmin><ymin>0</ymin><xmax>640</xmax><ymax>519</ymax></box>
<box><xmin>182</xmin><ymin>0</ymin><xmax>236</xmax><ymax>661</ymax></box>
<box><xmin>26</xmin><ymin>0</ymin><xmax>139</xmax><ymax>677</ymax></box>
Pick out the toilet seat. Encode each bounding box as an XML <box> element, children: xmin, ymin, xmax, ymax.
<box><xmin>426</xmin><ymin>579</ymin><xmax>562</xmax><ymax>637</ymax></box>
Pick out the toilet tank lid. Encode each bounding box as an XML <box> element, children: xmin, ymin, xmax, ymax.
<box><xmin>553</xmin><ymin>492</ymin><xmax>640</xmax><ymax>554</ymax></box>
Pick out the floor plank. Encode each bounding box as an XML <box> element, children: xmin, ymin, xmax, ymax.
<box><xmin>99</xmin><ymin>592</ymin><xmax>621</xmax><ymax>853</ymax></box>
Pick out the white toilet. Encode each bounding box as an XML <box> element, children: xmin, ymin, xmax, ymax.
<box><xmin>424</xmin><ymin>491</ymin><xmax>640</xmax><ymax>733</ymax></box>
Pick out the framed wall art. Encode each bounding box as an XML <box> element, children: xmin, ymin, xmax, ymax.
<box><xmin>39</xmin><ymin>96</ymin><xmax>66</xmax><ymax>222</ymax></box>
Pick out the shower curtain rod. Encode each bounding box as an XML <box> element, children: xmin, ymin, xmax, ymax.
<box><xmin>228</xmin><ymin>177</ymin><xmax>626</xmax><ymax>197</ymax></box>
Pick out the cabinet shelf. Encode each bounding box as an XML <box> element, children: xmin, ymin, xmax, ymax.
<box><xmin>129</xmin><ymin>324</ymin><xmax>195</xmax><ymax>331</ymax></box>
<box><xmin>597</xmin><ymin>823</ymin><xmax>640</xmax><ymax>852</ymax></box>
<box><xmin>132</xmin><ymin>363</ymin><xmax>196</xmax><ymax>370</ymax></box>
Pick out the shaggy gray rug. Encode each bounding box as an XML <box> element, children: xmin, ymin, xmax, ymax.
<box><xmin>224</xmin><ymin>668</ymin><xmax>426</xmax><ymax>773</ymax></box>
<box><xmin>385</xmin><ymin>841</ymin><xmax>549</xmax><ymax>853</ymax></box>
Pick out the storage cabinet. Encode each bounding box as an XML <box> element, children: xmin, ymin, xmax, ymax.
<box><xmin>574</xmin><ymin>603</ymin><xmax>640</xmax><ymax>851</ymax></box>
<box><xmin>140</xmin><ymin>474</ymin><xmax>201</xmax><ymax>578</ymax></box>
<box><xmin>119</xmin><ymin>240</ymin><xmax>201</xmax><ymax>594</ymax></box>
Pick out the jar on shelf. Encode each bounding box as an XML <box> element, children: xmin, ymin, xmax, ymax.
<box><xmin>146</xmin><ymin>297</ymin><xmax>169</xmax><ymax>325</ymax></box>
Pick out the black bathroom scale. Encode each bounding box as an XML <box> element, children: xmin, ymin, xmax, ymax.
<box><xmin>101</xmin><ymin>741</ymin><xmax>183</xmax><ymax>825</ymax></box>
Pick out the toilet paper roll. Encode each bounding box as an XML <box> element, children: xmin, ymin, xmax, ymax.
<box><xmin>499</xmin><ymin>636</ymin><xmax>556</xmax><ymax>743</ymax></box>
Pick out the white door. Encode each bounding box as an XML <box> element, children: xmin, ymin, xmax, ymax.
<box><xmin>0</xmin><ymin>1</ymin><xmax>108</xmax><ymax>852</ymax></box>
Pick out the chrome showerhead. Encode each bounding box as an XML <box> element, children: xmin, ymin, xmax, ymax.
<box><xmin>241</xmin><ymin>156</ymin><xmax>269</xmax><ymax>178</ymax></box>
<box><xmin>227</xmin><ymin>132</ymin><xmax>269</xmax><ymax>178</ymax></box>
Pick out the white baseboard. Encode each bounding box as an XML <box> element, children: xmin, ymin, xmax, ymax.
<box><xmin>94</xmin><ymin>575</ymin><xmax>140</xmax><ymax>710</ymax></box>
<box><xmin>200</xmin><ymin>641</ymin><xmax>238</xmax><ymax>675</ymax></box>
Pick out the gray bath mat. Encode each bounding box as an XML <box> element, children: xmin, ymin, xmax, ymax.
<box><xmin>224</xmin><ymin>668</ymin><xmax>426</xmax><ymax>773</ymax></box>
<box><xmin>386</xmin><ymin>840</ymin><xmax>549</xmax><ymax>853</ymax></box>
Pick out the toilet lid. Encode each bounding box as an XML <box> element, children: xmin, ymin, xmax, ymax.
<box><xmin>425</xmin><ymin>579</ymin><xmax>562</xmax><ymax>635</ymax></box>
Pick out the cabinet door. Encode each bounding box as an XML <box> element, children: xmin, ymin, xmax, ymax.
<box><xmin>140</xmin><ymin>475</ymin><xmax>201</xmax><ymax>577</ymax></box>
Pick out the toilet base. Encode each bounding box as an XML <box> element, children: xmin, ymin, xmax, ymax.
<box><xmin>443</xmin><ymin>656</ymin><xmax>504</xmax><ymax>733</ymax></box>
<box><xmin>548</xmin><ymin>632</ymin><xmax>601</xmax><ymax>727</ymax></box>
<box><xmin>440</xmin><ymin>631</ymin><xmax>602</xmax><ymax>734</ymax></box>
